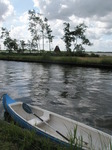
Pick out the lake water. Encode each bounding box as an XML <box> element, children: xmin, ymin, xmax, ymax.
<box><xmin>0</xmin><ymin>60</ymin><xmax>112</xmax><ymax>135</ymax></box>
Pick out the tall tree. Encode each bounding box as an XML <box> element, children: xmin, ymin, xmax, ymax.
<box><xmin>62</xmin><ymin>23</ymin><xmax>72</xmax><ymax>52</ymax></box>
<box><xmin>28</xmin><ymin>10</ymin><xmax>54</xmax><ymax>51</ymax></box>
<box><xmin>28</xmin><ymin>10</ymin><xmax>40</xmax><ymax>51</ymax></box>
<box><xmin>40</xmin><ymin>17</ymin><xmax>47</xmax><ymax>51</ymax></box>
<box><xmin>62</xmin><ymin>23</ymin><xmax>92</xmax><ymax>53</ymax></box>
<box><xmin>45</xmin><ymin>21</ymin><xmax>54</xmax><ymax>51</ymax></box>
<box><xmin>70</xmin><ymin>23</ymin><xmax>92</xmax><ymax>52</ymax></box>
<box><xmin>19</xmin><ymin>40</ymin><xmax>26</xmax><ymax>53</ymax></box>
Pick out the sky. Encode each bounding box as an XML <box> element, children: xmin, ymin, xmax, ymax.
<box><xmin>0</xmin><ymin>0</ymin><xmax>112</xmax><ymax>52</ymax></box>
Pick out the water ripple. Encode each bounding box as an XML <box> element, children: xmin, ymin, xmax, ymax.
<box><xmin>0</xmin><ymin>61</ymin><xmax>112</xmax><ymax>134</ymax></box>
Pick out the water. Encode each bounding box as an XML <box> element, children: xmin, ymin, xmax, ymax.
<box><xmin>0</xmin><ymin>60</ymin><xmax>112</xmax><ymax>134</ymax></box>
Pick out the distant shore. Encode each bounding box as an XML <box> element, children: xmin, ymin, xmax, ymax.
<box><xmin>0</xmin><ymin>53</ymin><xmax>112</xmax><ymax>69</ymax></box>
<box><xmin>87</xmin><ymin>52</ymin><xmax>112</xmax><ymax>56</ymax></box>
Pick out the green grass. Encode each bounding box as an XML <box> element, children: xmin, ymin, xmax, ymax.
<box><xmin>0</xmin><ymin>120</ymin><xmax>68</xmax><ymax>150</ymax></box>
<box><xmin>2</xmin><ymin>113</ymin><xmax>84</xmax><ymax>150</ymax></box>
<box><xmin>0</xmin><ymin>119</ymin><xmax>87</xmax><ymax>150</ymax></box>
<box><xmin>1</xmin><ymin>118</ymin><xmax>112</xmax><ymax>150</ymax></box>
<box><xmin>0</xmin><ymin>53</ymin><xmax>112</xmax><ymax>68</ymax></box>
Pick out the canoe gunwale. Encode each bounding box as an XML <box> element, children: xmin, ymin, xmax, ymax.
<box><xmin>2</xmin><ymin>94</ymin><xmax>69</xmax><ymax>145</ymax></box>
<box><xmin>2</xmin><ymin>94</ymin><xmax>112</xmax><ymax>150</ymax></box>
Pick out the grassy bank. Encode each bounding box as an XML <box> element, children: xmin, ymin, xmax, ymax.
<box><xmin>1</xmin><ymin>119</ymin><xmax>112</xmax><ymax>150</ymax></box>
<box><xmin>0</xmin><ymin>53</ymin><xmax>112</xmax><ymax>68</ymax></box>
<box><xmin>0</xmin><ymin>120</ymin><xmax>69</xmax><ymax>150</ymax></box>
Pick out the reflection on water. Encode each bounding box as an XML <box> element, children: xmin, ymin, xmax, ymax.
<box><xmin>0</xmin><ymin>60</ymin><xmax>112</xmax><ymax>134</ymax></box>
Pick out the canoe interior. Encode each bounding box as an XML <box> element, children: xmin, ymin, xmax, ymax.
<box><xmin>10</xmin><ymin>102</ymin><xmax>112</xmax><ymax>149</ymax></box>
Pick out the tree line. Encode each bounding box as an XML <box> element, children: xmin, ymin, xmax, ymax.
<box><xmin>0</xmin><ymin>9</ymin><xmax>92</xmax><ymax>54</ymax></box>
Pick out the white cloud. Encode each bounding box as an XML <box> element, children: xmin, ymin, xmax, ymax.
<box><xmin>1</xmin><ymin>0</ymin><xmax>112</xmax><ymax>52</ymax></box>
<box><xmin>33</xmin><ymin>0</ymin><xmax>112</xmax><ymax>20</ymax></box>
<box><xmin>19</xmin><ymin>11</ymin><xmax>29</xmax><ymax>24</ymax></box>
<box><xmin>0</xmin><ymin>0</ymin><xmax>14</xmax><ymax>22</ymax></box>
<box><xmin>10</xmin><ymin>25</ymin><xmax>31</xmax><ymax>41</ymax></box>
<box><xmin>32</xmin><ymin>0</ymin><xmax>112</xmax><ymax>51</ymax></box>
<box><xmin>0</xmin><ymin>10</ymin><xmax>31</xmax><ymax>49</ymax></box>
<box><xmin>6</xmin><ymin>11</ymin><xmax>30</xmax><ymax>41</ymax></box>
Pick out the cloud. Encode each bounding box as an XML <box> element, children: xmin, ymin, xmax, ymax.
<box><xmin>71</xmin><ymin>0</ymin><xmax>112</xmax><ymax>18</ymax></box>
<box><xmin>9</xmin><ymin>12</ymin><xmax>31</xmax><ymax>41</ymax></box>
<box><xmin>0</xmin><ymin>0</ymin><xmax>14</xmax><ymax>22</ymax></box>
<box><xmin>33</xmin><ymin>0</ymin><xmax>112</xmax><ymax>37</ymax></box>
<box><xmin>19</xmin><ymin>11</ymin><xmax>29</xmax><ymax>24</ymax></box>
<box><xmin>33</xmin><ymin>0</ymin><xmax>112</xmax><ymax>20</ymax></box>
<box><xmin>1</xmin><ymin>0</ymin><xmax>112</xmax><ymax>51</ymax></box>
<box><xmin>10</xmin><ymin>25</ymin><xmax>31</xmax><ymax>41</ymax></box>
<box><xmin>33</xmin><ymin>0</ymin><xmax>112</xmax><ymax>32</ymax></box>
<box><xmin>32</xmin><ymin>0</ymin><xmax>112</xmax><ymax>51</ymax></box>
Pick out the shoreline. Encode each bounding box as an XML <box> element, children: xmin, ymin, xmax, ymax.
<box><xmin>0</xmin><ymin>53</ymin><xmax>112</xmax><ymax>69</ymax></box>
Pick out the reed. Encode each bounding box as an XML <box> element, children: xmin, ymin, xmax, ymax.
<box><xmin>0</xmin><ymin>53</ymin><xmax>112</xmax><ymax>68</ymax></box>
<box><xmin>68</xmin><ymin>126</ymin><xmax>83</xmax><ymax>150</ymax></box>
<box><xmin>67</xmin><ymin>125</ymin><xmax>112</xmax><ymax>150</ymax></box>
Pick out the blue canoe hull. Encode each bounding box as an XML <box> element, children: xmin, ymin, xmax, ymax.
<box><xmin>2</xmin><ymin>94</ymin><xmax>112</xmax><ymax>150</ymax></box>
<box><xmin>2</xmin><ymin>94</ymin><xmax>70</xmax><ymax>146</ymax></box>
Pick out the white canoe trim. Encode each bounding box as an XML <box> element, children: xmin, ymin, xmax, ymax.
<box><xmin>8</xmin><ymin>102</ymin><xmax>112</xmax><ymax>150</ymax></box>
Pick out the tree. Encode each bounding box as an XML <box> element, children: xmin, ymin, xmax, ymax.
<box><xmin>28</xmin><ymin>10</ymin><xmax>40</xmax><ymax>51</ymax></box>
<box><xmin>40</xmin><ymin>17</ymin><xmax>46</xmax><ymax>51</ymax></box>
<box><xmin>1</xmin><ymin>27</ymin><xmax>18</xmax><ymax>52</ymax></box>
<box><xmin>4</xmin><ymin>38</ymin><xmax>18</xmax><ymax>52</ymax></box>
<box><xmin>1</xmin><ymin>27</ymin><xmax>9</xmax><ymax>38</ymax></box>
<box><xmin>62</xmin><ymin>23</ymin><xmax>72</xmax><ymax>52</ymax></box>
<box><xmin>70</xmin><ymin>23</ymin><xmax>92</xmax><ymax>52</ymax></box>
<box><xmin>62</xmin><ymin>23</ymin><xmax>92</xmax><ymax>53</ymax></box>
<box><xmin>19</xmin><ymin>40</ymin><xmax>26</xmax><ymax>53</ymax></box>
<box><xmin>28</xmin><ymin>10</ymin><xmax>54</xmax><ymax>51</ymax></box>
<box><xmin>45</xmin><ymin>22</ymin><xmax>54</xmax><ymax>51</ymax></box>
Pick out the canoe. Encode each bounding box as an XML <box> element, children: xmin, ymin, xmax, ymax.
<box><xmin>2</xmin><ymin>94</ymin><xmax>112</xmax><ymax>150</ymax></box>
